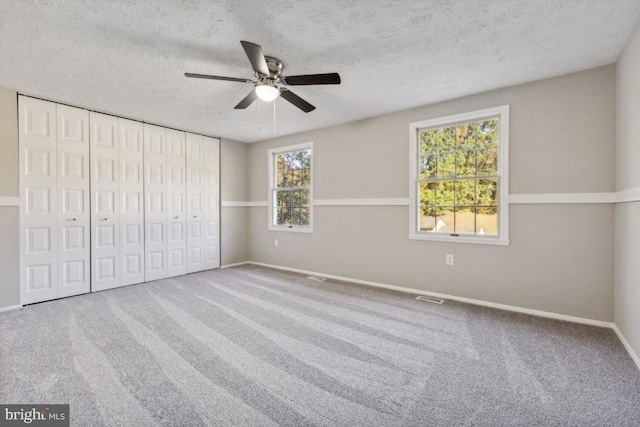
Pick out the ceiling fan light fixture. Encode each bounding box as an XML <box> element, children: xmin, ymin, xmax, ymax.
<box><xmin>255</xmin><ymin>84</ymin><xmax>279</xmax><ymax>102</ymax></box>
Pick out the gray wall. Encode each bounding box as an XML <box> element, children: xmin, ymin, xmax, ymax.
<box><xmin>220</xmin><ymin>138</ymin><xmax>249</xmax><ymax>266</ymax></box>
<box><xmin>615</xmin><ymin>19</ymin><xmax>640</xmax><ymax>357</ymax></box>
<box><xmin>0</xmin><ymin>87</ymin><xmax>20</xmax><ymax>309</ymax></box>
<box><xmin>247</xmin><ymin>65</ymin><xmax>616</xmax><ymax>321</ymax></box>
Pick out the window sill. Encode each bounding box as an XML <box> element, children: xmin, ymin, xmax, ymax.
<box><xmin>269</xmin><ymin>226</ymin><xmax>314</xmax><ymax>234</ymax></box>
<box><xmin>409</xmin><ymin>233</ymin><xmax>510</xmax><ymax>246</ymax></box>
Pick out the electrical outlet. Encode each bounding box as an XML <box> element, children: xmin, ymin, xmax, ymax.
<box><xmin>274</xmin><ymin>239</ymin><xmax>279</xmax><ymax>247</ymax></box>
<box><xmin>446</xmin><ymin>254</ymin><xmax>454</xmax><ymax>266</ymax></box>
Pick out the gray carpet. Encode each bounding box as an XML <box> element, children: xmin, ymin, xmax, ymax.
<box><xmin>1</xmin><ymin>265</ymin><xmax>640</xmax><ymax>426</ymax></box>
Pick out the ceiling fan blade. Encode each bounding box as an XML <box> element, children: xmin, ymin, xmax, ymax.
<box><xmin>284</xmin><ymin>73</ymin><xmax>341</xmax><ymax>86</ymax></box>
<box><xmin>240</xmin><ymin>41</ymin><xmax>270</xmax><ymax>76</ymax></box>
<box><xmin>234</xmin><ymin>91</ymin><xmax>258</xmax><ymax>109</ymax></box>
<box><xmin>185</xmin><ymin>73</ymin><xmax>252</xmax><ymax>83</ymax></box>
<box><xmin>280</xmin><ymin>90</ymin><xmax>315</xmax><ymax>113</ymax></box>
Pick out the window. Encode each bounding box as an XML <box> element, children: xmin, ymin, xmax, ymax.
<box><xmin>268</xmin><ymin>142</ymin><xmax>313</xmax><ymax>232</ymax></box>
<box><xmin>409</xmin><ymin>106</ymin><xmax>509</xmax><ymax>245</ymax></box>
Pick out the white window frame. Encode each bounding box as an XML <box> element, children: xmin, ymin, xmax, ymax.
<box><xmin>268</xmin><ymin>142</ymin><xmax>314</xmax><ymax>233</ymax></box>
<box><xmin>409</xmin><ymin>105</ymin><xmax>510</xmax><ymax>246</ymax></box>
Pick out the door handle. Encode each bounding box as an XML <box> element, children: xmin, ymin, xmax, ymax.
<box><xmin>174</xmin><ymin>216</ymin><xmax>179</xmax><ymax>219</ymax></box>
<box><xmin>100</xmin><ymin>218</ymin><xmax>108</xmax><ymax>221</ymax></box>
<box><xmin>68</xmin><ymin>218</ymin><xmax>77</xmax><ymax>222</ymax></box>
<box><xmin>193</xmin><ymin>215</ymin><xmax>198</xmax><ymax>219</ymax></box>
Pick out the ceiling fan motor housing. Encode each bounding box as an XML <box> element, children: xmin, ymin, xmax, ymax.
<box><xmin>264</xmin><ymin>56</ymin><xmax>284</xmax><ymax>77</ymax></box>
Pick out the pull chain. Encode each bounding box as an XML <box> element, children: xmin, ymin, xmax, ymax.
<box><xmin>257</xmin><ymin>98</ymin><xmax>262</xmax><ymax>131</ymax></box>
<box><xmin>273</xmin><ymin>99</ymin><xmax>277</xmax><ymax>137</ymax></box>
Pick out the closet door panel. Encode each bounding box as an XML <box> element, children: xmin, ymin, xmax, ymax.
<box><xmin>144</xmin><ymin>124</ymin><xmax>168</xmax><ymax>281</ymax></box>
<box><xmin>57</xmin><ymin>105</ymin><xmax>90</xmax><ymax>297</ymax></box>
<box><xmin>203</xmin><ymin>137</ymin><xmax>220</xmax><ymax>270</ymax></box>
<box><xmin>90</xmin><ymin>112</ymin><xmax>121</xmax><ymax>291</ymax></box>
<box><xmin>19</xmin><ymin>96</ymin><xmax>59</xmax><ymax>304</ymax></box>
<box><xmin>166</xmin><ymin>129</ymin><xmax>187</xmax><ymax>277</ymax></box>
<box><xmin>119</xmin><ymin>119</ymin><xmax>145</xmax><ymax>286</ymax></box>
<box><xmin>186</xmin><ymin>133</ymin><xmax>204</xmax><ymax>273</ymax></box>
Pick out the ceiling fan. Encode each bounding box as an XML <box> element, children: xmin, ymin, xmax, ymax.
<box><xmin>185</xmin><ymin>41</ymin><xmax>341</xmax><ymax>113</ymax></box>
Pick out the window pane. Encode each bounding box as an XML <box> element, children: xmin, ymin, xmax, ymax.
<box><xmin>436</xmin><ymin>181</ymin><xmax>455</xmax><ymax>207</ymax></box>
<box><xmin>284</xmin><ymin>153</ymin><xmax>296</xmax><ymax>187</ymax></box>
<box><xmin>292</xmin><ymin>189</ymin><xmax>310</xmax><ymax>208</ymax></box>
<box><xmin>276</xmin><ymin>150</ymin><xmax>311</xmax><ymax>188</ymax></box>
<box><xmin>478</xmin><ymin>119</ymin><xmax>498</xmax><ymax>149</ymax></box>
<box><xmin>456</xmin><ymin>123</ymin><xmax>477</xmax><ymax>151</ymax></box>
<box><xmin>419</xmin><ymin>150</ymin><xmax>437</xmax><ymax>179</ymax></box>
<box><xmin>289</xmin><ymin>152</ymin><xmax>301</xmax><ymax>186</ymax></box>
<box><xmin>300</xmin><ymin>151</ymin><xmax>311</xmax><ymax>181</ymax></box>
<box><xmin>283</xmin><ymin>207</ymin><xmax>310</xmax><ymax>226</ymax></box>
<box><xmin>477</xmin><ymin>148</ymin><xmax>498</xmax><ymax>176</ymax></box>
<box><xmin>276</xmin><ymin>155</ymin><xmax>288</xmax><ymax>187</ymax></box>
<box><xmin>477</xmin><ymin>207</ymin><xmax>498</xmax><ymax>235</ymax></box>
<box><xmin>299</xmin><ymin>165</ymin><xmax>311</xmax><ymax>186</ymax></box>
<box><xmin>276</xmin><ymin>190</ymin><xmax>291</xmax><ymax>208</ymax></box>
<box><xmin>420</xmin><ymin>129</ymin><xmax>437</xmax><ymax>151</ymax></box>
<box><xmin>477</xmin><ymin>178</ymin><xmax>498</xmax><ymax>206</ymax></box>
<box><xmin>301</xmin><ymin>149</ymin><xmax>311</xmax><ymax>166</ymax></box>
<box><xmin>274</xmin><ymin>190</ymin><xmax>287</xmax><ymax>226</ymax></box>
<box><xmin>290</xmin><ymin>208</ymin><xmax>302</xmax><ymax>225</ymax></box>
<box><xmin>455</xmin><ymin>150</ymin><xmax>476</xmax><ymax>177</ymax></box>
<box><xmin>437</xmin><ymin>151</ymin><xmax>456</xmax><ymax>178</ymax></box>
<box><xmin>455</xmin><ymin>180</ymin><xmax>476</xmax><ymax>206</ymax></box>
<box><xmin>419</xmin><ymin>182</ymin><xmax>436</xmax><ymax>208</ymax></box>
<box><xmin>437</xmin><ymin>127</ymin><xmax>455</xmax><ymax>152</ymax></box>
<box><xmin>419</xmin><ymin>182</ymin><xmax>436</xmax><ymax>232</ymax></box>
<box><xmin>435</xmin><ymin>206</ymin><xmax>455</xmax><ymax>233</ymax></box>
<box><xmin>289</xmin><ymin>167</ymin><xmax>299</xmax><ymax>187</ymax></box>
<box><xmin>455</xmin><ymin>207</ymin><xmax>475</xmax><ymax>234</ymax></box>
<box><xmin>419</xmin><ymin>202</ymin><xmax>436</xmax><ymax>232</ymax></box>
<box><xmin>298</xmin><ymin>207</ymin><xmax>310</xmax><ymax>226</ymax></box>
<box><xmin>276</xmin><ymin>207</ymin><xmax>291</xmax><ymax>225</ymax></box>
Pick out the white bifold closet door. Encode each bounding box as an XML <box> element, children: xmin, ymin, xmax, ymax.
<box><xmin>118</xmin><ymin>119</ymin><xmax>145</xmax><ymax>286</ymax></box>
<box><xmin>90</xmin><ymin>113</ymin><xmax>146</xmax><ymax>291</ymax></box>
<box><xmin>90</xmin><ymin>113</ymin><xmax>121</xmax><ymax>291</ymax></box>
<box><xmin>186</xmin><ymin>134</ymin><xmax>220</xmax><ymax>273</ymax></box>
<box><xmin>203</xmin><ymin>137</ymin><xmax>220</xmax><ymax>270</ymax></box>
<box><xmin>144</xmin><ymin>124</ymin><xmax>169</xmax><ymax>281</ymax></box>
<box><xmin>186</xmin><ymin>133</ymin><xmax>205</xmax><ymax>273</ymax></box>
<box><xmin>19</xmin><ymin>98</ymin><xmax>58</xmax><ymax>304</ymax></box>
<box><xmin>166</xmin><ymin>129</ymin><xmax>187</xmax><ymax>277</ymax></box>
<box><xmin>19</xmin><ymin>96</ymin><xmax>90</xmax><ymax>304</ymax></box>
<box><xmin>57</xmin><ymin>105</ymin><xmax>91</xmax><ymax>297</ymax></box>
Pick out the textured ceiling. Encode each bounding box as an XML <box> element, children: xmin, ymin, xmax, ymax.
<box><xmin>0</xmin><ymin>1</ymin><xmax>638</xmax><ymax>143</ymax></box>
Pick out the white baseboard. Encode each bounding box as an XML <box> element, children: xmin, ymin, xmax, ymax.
<box><xmin>220</xmin><ymin>261</ymin><xmax>251</xmax><ymax>269</ymax></box>
<box><xmin>246</xmin><ymin>261</ymin><xmax>613</xmax><ymax>328</ymax></box>
<box><xmin>0</xmin><ymin>304</ymin><xmax>22</xmax><ymax>313</ymax></box>
<box><xmin>612</xmin><ymin>324</ymin><xmax>640</xmax><ymax>371</ymax></box>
